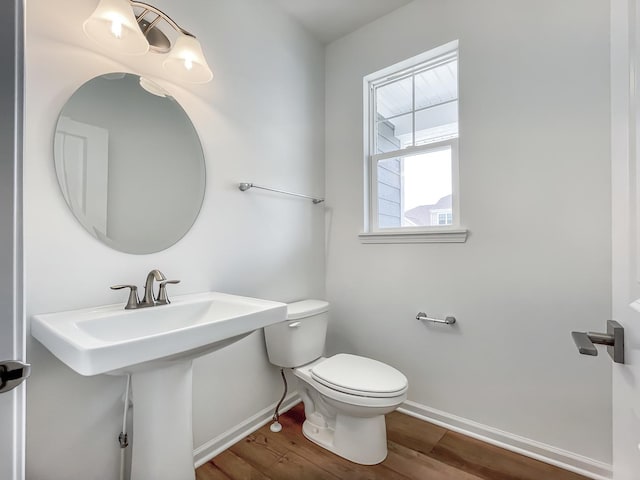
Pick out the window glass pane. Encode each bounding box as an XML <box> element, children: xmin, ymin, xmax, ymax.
<box><xmin>376</xmin><ymin>147</ymin><xmax>453</xmax><ymax>229</ymax></box>
<box><xmin>376</xmin><ymin>112</ymin><xmax>413</xmax><ymax>152</ymax></box>
<box><xmin>376</xmin><ymin>77</ymin><xmax>412</xmax><ymax>119</ymax></box>
<box><xmin>377</xmin><ymin>157</ymin><xmax>402</xmax><ymax>228</ymax></box>
<box><xmin>414</xmin><ymin>100</ymin><xmax>458</xmax><ymax>145</ymax></box>
<box><xmin>402</xmin><ymin>148</ymin><xmax>452</xmax><ymax>227</ymax></box>
<box><xmin>414</xmin><ymin>60</ymin><xmax>457</xmax><ymax>111</ymax></box>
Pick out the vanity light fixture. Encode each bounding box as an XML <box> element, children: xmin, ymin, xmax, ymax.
<box><xmin>83</xmin><ymin>0</ymin><xmax>149</xmax><ymax>55</ymax></box>
<box><xmin>83</xmin><ymin>0</ymin><xmax>213</xmax><ymax>84</ymax></box>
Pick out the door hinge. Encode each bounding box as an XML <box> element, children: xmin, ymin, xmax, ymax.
<box><xmin>0</xmin><ymin>360</ymin><xmax>31</xmax><ymax>394</ymax></box>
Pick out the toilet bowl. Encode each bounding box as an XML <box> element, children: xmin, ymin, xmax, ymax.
<box><xmin>263</xmin><ymin>300</ymin><xmax>408</xmax><ymax>465</ymax></box>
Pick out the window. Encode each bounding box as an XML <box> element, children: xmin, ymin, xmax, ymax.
<box><xmin>361</xmin><ymin>41</ymin><xmax>467</xmax><ymax>243</ymax></box>
<box><xmin>438</xmin><ymin>213</ymin><xmax>453</xmax><ymax>225</ymax></box>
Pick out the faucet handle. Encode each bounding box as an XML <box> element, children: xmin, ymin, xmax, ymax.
<box><xmin>156</xmin><ymin>280</ymin><xmax>180</xmax><ymax>305</ymax></box>
<box><xmin>110</xmin><ymin>285</ymin><xmax>140</xmax><ymax>310</ymax></box>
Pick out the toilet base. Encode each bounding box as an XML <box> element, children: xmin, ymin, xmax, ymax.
<box><xmin>302</xmin><ymin>413</ymin><xmax>388</xmax><ymax>465</ymax></box>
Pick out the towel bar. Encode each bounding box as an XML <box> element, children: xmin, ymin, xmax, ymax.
<box><xmin>416</xmin><ymin>312</ymin><xmax>456</xmax><ymax>325</ymax></box>
<box><xmin>238</xmin><ymin>182</ymin><xmax>324</xmax><ymax>204</ymax></box>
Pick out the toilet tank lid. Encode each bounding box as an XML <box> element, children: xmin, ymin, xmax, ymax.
<box><xmin>287</xmin><ymin>299</ymin><xmax>330</xmax><ymax>320</ymax></box>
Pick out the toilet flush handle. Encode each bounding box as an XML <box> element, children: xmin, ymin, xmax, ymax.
<box><xmin>288</xmin><ymin>322</ymin><xmax>301</xmax><ymax>328</ymax></box>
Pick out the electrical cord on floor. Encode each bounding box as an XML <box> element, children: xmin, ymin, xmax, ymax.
<box><xmin>270</xmin><ymin>368</ymin><xmax>287</xmax><ymax>433</ymax></box>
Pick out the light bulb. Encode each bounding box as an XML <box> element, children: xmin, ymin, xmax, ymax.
<box><xmin>110</xmin><ymin>18</ymin><xmax>123</xmax><ymax>39</ymax></box>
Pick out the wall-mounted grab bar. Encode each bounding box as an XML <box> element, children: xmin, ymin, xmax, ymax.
<box><xmin>238</xmin><ymin>182</ymin><xmax>324</xmax><ymax>204</ymax></box>
<box><xmin>416</xmin><ymin>312</ymin><xmax>456</xmax><ymax>325</ymax></box>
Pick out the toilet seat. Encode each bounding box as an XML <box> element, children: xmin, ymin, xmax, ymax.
<box><xmin>294</xmin><ymin>358</ymin><xmax>407</xmax><ymax>409</ymax></box>
<box><xmin>310</xmin><ymin>353</ymin><xmax>408</xmax><ymax>398</ymax></box>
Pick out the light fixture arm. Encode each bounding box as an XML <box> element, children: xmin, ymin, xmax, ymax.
<box><xmin>140</xmin><ymin>11</ymin><xmax>161</xmax><ymax>36</ymax></box>
<box><xmin>130</xmin><ymin>1</ymin><xmax>195</xmax><ymax>38</ymax></box>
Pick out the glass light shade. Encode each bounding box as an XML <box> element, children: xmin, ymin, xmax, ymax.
<box><xmin>162</xmin><ymin>34</ymin><xmax>213</xmax><ymax>84</ymax></box>
<box><xmin>83</xmin><ymin>0</ymin><xmax>149</xmax><ymax>55</ymax></box>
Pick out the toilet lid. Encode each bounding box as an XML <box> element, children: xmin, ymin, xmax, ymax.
<box><xmin>287</xmin><ymin>299</ymin><xmax>329</xmax><ymax>320</ymax></box>
<box><xmin>310</xmin><ymin>354</ymin><xmax>408</xmax><ymax>398</ymax></box>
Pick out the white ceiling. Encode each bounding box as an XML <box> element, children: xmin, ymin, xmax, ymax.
<box><xmin>272</xmin><ymin>0</ymin><xmax>413</xmax><ymax>44</ymax></box>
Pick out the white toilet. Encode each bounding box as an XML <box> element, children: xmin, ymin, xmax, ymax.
<box><xmin>264</xmin><ymin>300</ymin><xmax>408</xmax><ymax>465</ymax></box>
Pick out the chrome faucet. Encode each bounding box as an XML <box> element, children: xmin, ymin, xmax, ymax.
<box><xmin>111</xmin><ymin>269</ymin><xmax>181</xmax><ymax>309</ymax></box>
<box><xmin>140</xmin><ymin>269</ymin><xmax>166</xmax><ymax>307</ymax></box>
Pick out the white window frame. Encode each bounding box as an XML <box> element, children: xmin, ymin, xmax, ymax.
<box><xmin>360</xmin><ymin>40</ymin><xmax>468</xmax><ymax>244</ymax></box>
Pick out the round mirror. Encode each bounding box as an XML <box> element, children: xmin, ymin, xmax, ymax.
<box><xmin>53</xmin><ymin>73</ymin><xmax>206</xmax><ymax>254</ymax></box>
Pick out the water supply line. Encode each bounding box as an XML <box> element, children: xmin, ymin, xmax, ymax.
<box><xmin>270</xmin><ymin>368</ymin><xmax>288</xmax><ymax>433</ymax></box>
<box><xmin>119</xmin><ymin>374</ymin><xmax>131</xmax><ymax>480</ymax></box>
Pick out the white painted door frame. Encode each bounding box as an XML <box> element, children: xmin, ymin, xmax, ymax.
<box><xmin>611</xmin><ymin>0</ymin><xmax>640</xmax><ymax>478</ymax></box>
<box><xmin>0</xmin><ymin>1</ymin><xmax>25</xmax><ymax>479</ymax></box>
<box><xmin>55</xmin><ymin>117</ymin><xmax>110</xmax><ymax>236</ymax></box>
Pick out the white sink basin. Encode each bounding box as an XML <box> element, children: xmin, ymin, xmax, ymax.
<box><xmin>32</xmin><ymin>291</ymin><xmax>287</xmax><ymax>375</ymax></box>
<box><xmin>32</xmin><ymin>291</ymin><xmax>287</xmax><ymax>480</ymax></box>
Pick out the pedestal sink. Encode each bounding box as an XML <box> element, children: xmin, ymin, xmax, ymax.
<box><xmin>31</xmin><ymin>292</ymin><xmax>287</xmax><ymax>480</ymax></box>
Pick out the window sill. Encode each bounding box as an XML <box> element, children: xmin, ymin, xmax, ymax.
<box><xmin>358</xmin><ymin>228</ymin><xmax>468</xmax><ymax>244</ymax></box>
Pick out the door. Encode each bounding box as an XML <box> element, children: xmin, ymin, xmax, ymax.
<box><xmin>55</xmin><ymin>117</ymin><xmax>110</xmax><ymax>237</ymax></box>
<box><xmin>0</xmin><ymin>1</ymin><xmax>26</xmax><ymax>480</ymax></box>
<box><xmin>612</xmin><ymin>0</ymin><xmax>640</xmax><ymax>478</ymax></box>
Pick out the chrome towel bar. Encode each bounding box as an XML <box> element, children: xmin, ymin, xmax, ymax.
<box><xmin>238</xmin><ymin>182</ymin><xmax>324</xmax><ymax>204</ymax></box>
<box><xmin>416</xmin><ymin>312</ymin><xmax>456</xmax><ymax>325</ymax></box>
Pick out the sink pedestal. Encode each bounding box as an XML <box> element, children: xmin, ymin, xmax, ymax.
<box><xmin>130</xmin><ymin>360</ymin><xmax>195</xmax><ymax>480</ymax></box>
<box><xmin>31</xmin><ymin>292</ymin><xmax>288</xmax><ymax>479</ymax></box>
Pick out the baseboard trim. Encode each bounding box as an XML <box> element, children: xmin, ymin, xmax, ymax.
<box><xmin>193</xmin><ymin>393</ymin><xmax>301</xmax><ymax>468</ymax></box>
<box><xmin>398</xmin><ymin>400</ymin><xmax>612</xmax><ymax>480</ymax></box>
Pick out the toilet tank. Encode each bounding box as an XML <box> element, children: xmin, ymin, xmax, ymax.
<box><xmin>264</xmin><ymin>299</ymin><xmax>329</xmax><ymax>368</ymax></box>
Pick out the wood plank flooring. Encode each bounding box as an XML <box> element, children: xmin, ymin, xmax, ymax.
<box><xmin>196</xmin><ymin>403</ymin><xmax>588</xmax><ymax>480</ymax></box>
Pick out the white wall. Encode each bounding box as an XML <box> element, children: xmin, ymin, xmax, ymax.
<box><xmin>325</xmin><ymin>0</ymin><xmax>612</xmax><ymax>465</ymax></box>
<box><xmin>24</xmin><ymin>0</ymin><xmax>324</xmax><ymax>478</ymax></box>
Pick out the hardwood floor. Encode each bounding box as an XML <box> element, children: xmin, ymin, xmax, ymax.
<box><xmin>196</xmin><ymin>403</ymin><xmax>589</xmax><ymax>480</ymax></box>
